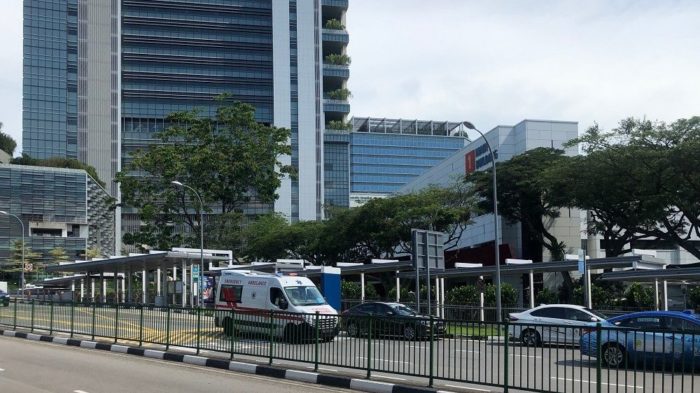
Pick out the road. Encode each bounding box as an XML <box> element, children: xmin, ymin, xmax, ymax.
<box><xmin>3</xmin><ymin>303</ymin><xmax>699</xmax><ymax>393</ymax></box>
<box><xmin>0</xmin><ymin>336</ymin><xmax>353</xmax><ymax>393</ymax></box>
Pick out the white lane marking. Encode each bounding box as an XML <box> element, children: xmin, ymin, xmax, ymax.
<box><xmin>74</xmin><ymin>390</ymin><xmax>90</xmax><ymax>393</ymax></box>
<box><xmin>550</xmin><ymin>377</ymin><xmax>642</xmax><ymax>389</ymax></box>
<box><xmin>0</xmin><ymin>368</ymin><xmax>5</xmax><ymax>372</ymax></box>
<box><xmin>304</xmin><ymin>366</ymin><xmax>338</xmax><ymax>372</ymax></box>
<box><xmin>374</xmin><ymin>375</ymin><xmax>406</xmax><ymax>381</ymax></box>
<box><xmin>356</xmin><ymin>356</ymin><xmax>410</xmax><ymax>365</ymax></box>
<box><xmin>444</xmin><ymin>384</ymin><xmax>491</xmax><ymax>392</ymax></box>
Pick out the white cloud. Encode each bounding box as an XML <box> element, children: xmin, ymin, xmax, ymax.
<box><xmin>1</xmin><ymin>1</ymin><xmax>698</xmax><ymax>156</ymax></box>
<box><xmin>0</xmin><ymin>1</ymin><xmax>23</xmax><ymax>154</ymax></box>
<box><xmin>347</xmin><ymin>0</ymin><xmax>700</xmax><ymax>133</ymax></box>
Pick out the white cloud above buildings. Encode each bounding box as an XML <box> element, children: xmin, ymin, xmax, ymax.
<box><xmin>1</xmin><ymin>1</ymin><xmax>699</xmax><ymax>154</ymax></box>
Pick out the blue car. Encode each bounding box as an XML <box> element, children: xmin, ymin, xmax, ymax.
<box><xmin>580</xmin><ymin>311</ymin><xmax>700</xmax><ymax>368</ymax></box>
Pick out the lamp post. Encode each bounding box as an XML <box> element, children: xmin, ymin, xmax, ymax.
<box><xmin>462</xmin><ymin>121</ymin><xmax>503</xmax><ymax>322</ymax></box>
<box><xmin>1</xmin><ymin>211</ymin><xmax>25</xmax><ymax>292</ymax></box>
<box><xmin>171</xmin><ymin>181</ymin><xmax>204</xmax><ymax>307</ymax></box>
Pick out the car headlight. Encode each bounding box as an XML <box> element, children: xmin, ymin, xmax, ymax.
<box><xmin>420</xmin><ymin>320</ymin><xmax>430</xmax><ymax>325</ymax></box>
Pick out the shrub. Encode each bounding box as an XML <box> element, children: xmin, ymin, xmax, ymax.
<box><xmin>484</xmin><ymin>283</ymin><xmax>518</xmax><ymax>307</ymax></box>
<box><xmin>324</xmin><ymin>53</ymin><xmax>351</xmax><ymax>66</ymax></box>
<box><xmin>324</xmin><ymin>19</ymin><xmax>345</xmax><ymax>30</ymax></box>
<box><xmin>341</xmin><ymin>280</ymin><xmax>379</xmax><ymax>300</ymax></box>
<box><xmin>445</xmin><ymin>285</ymin><xmax>479</xmax><ymax>305</ymax></box>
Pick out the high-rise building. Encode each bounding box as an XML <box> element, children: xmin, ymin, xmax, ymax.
<box><xmin>323</xmin><ymin>117</ymin><xmax>467</xmax><ymax>208</ymax></box>
<box><xmin>23</xmin><ymin>1</ymin><xmax>351</xmax><ymax>250</ymax></box>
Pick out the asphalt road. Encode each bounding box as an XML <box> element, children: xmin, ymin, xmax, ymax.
<box><xmin>3</xmin><ymin>304</ymin><xmax>699</xmax><ymax>393</ymax></box>
<box><xmin>0</xmin><ymin>336</ymin><xmax>354</xmax><ymax>393</ymax></box>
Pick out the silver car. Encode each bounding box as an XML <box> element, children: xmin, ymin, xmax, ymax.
<box><xmin>508</xmin><ymin>304</ymin><xmax>607</xmax><ymax>346</ymax></box>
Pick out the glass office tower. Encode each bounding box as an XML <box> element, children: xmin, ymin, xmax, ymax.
<box><xmin>24</xmin><ymin>1</ymin><xmax>351</xmax><ymax>252</ymax></box>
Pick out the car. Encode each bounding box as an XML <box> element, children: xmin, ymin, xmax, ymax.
<box><xmin>580</xmin><ymin>311</ymin><xmax>700</xmax><ymax>368</ymax></box>
<box><xmin>0</xmin><ymin>289</ymin><xmax>9</xmax><ymax>307</ymax></box>
<box><xmin>508</xmin><ymin>304</ymin><xmax>609</xmax><ymax>346</ymax></box>
<box><xmin>340</xmin><ymin>302</ymin><xmax>445</xmax><ymax>340</ymax></box>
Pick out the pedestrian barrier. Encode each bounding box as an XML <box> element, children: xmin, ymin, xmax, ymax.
<box><xmin>1</xmin><ymin>298</ymin><xmax>698</xmax><ymax>392</ymax></box>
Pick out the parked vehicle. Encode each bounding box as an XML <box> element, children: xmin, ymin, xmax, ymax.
<box><xmin>213</xmin><ymin>271</ymin><xmax>339</xmax><ymax>342</ymax></box>
<box><xmin>0</xmin><ymin>289</ymin><xmax>8</xmax><ymax>307</ymax></box>
<box><xmin>580</xmin><ymin>311</ymin><xmax>700</xmax><ymax>368</ymax></box>
<box><xmin>341</xmin><ymin>302</ymin><xmax>445</xmax><ymax>340</ymax></box>
<box><xmin>508</xmin><ymin>304</ymin><xmax>609</xmax><ymax>346</ymax></box>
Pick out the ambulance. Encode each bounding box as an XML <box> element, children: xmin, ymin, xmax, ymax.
<box><xmin>213</xmin><ymin>270</ymin><xmax>339</xmax><ymax>342</ymax></box>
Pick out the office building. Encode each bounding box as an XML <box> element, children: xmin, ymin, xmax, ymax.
<box><xmin>24</xmin><ymin>0</ymin><xmax>351</xmax><ymax>251</ymax></box>
<box><xmin>399</xmin><ymin>119</ymin><xmax>581</xmax><ymax>263</ymax></box>
<box><xmin>323</xmin><ymin>117</ymin><xmax>467</xmax><ymax>208</ymax></box>
<box><xmin>0</xmin><ymin>164</ymin><xmax>115</xmax><ymax>265</ymax></box>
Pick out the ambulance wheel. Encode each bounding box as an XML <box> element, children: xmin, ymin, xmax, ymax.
<box><xmin>284</xmin><ymin>324</ymin><xmax>298</xmax><ymax>343</ymax></box>
<box><xmin>223</xmin><ymin>317</ymin><xmax>234</xmax><ymax>337</ymax></box>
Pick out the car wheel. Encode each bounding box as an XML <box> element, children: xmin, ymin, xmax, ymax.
<box><xmin>602</xmin><ymin>344</ymin><xmax>626</xmax><ymax>368</ymax></box>
<box><xmin>521</xmin><ymin>329</ymin><xmax>541</xmax><ymax>347</ymax></box>
<box><xmin>223</xmin><ymin>317</ymin><xmax>234</xmax><ymax>337</ymax></box>
<box><xmin>403</xmin><ymin>325</ymin><xmax>417</xmax><ymax>341</ymax></box>
<box><xmin>347</xmin><ymin>322</ymin><xmax>361</xmax><ymax>338</ymax></box>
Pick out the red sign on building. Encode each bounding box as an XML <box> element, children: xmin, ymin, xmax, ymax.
<box><xmin>465</xmin><ymin>151</ymin><xmax>476</xmax><ymax>174</ymax></box>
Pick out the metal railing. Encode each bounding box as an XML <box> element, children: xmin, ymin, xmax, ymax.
<box><xmin>1</xmin><ymin>298</ymin><xmax>698</xmax><ymax>392</ymax></box>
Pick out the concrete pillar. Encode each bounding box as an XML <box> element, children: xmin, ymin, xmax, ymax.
<box><xmin>141</xmin><ymin>269</ymin><xmax>147</xmax><ymax>304</ymax></box>
<box><xmin>434</xmin><ymin>277</ymin><xmax>440</xmax><ymax>317</ymax></box>
<box><xmin>360</xmin><ymin>273</ymin><xmax>365</xmax><ymax>303</ymax></box>
<box><xmin>655</xmin><ymin>279</ymin><xmax>660</xmax><ymax>311</ymax></box>
<box><xmin>440</xmin><ymin>278</ymin><xmax>446</xmax><ymax>319</ymax></box>
<box><xmin>395</xmin><ymin>271</ymin><xmax>400</xmax><ymax>302</ymax></box>
<box><xmin>585</xmin><ymin>268</ymin><xmax>593</xmax><ymax>309</ymax></box>
<box><xmin>529</xmin><ymin>270</ymin><xmax>535</xmax><ymax>309</ymax></box>
<box><xmin>80</xmin><ymin>279</ymin><xmax>85</xmax><ymax>302</ymax></box>
<box><xmin>120</xmin><ymin>274</ymin><xmax>125</xmax><ymax>303</ymax></box>
<box><xmin>91</xmin><ymin>278</ymin><xmax>95</xmax><ymax>302</ymax></box>
<box><xmin>189</xmin><ymin>264</ymin><xmax>195</xmax><ymax>307</ymax></box>
<box><xmin>127</xmin><ymin>268</ymin><xmax>132</xmax><ymax>304</ymax></box>
<box><xmin>479</xmin><ymin>276</ymin><xmax>485</xmax><ymax>322</ymax></box>
<box><xmin>114</xmin><ymin>270</ymin><xmax>119</xmax><ymax>304</ymax></box>
<box><xmin>99</xmin><ymin>272</ymin><xmax>105</xmax><ymax>303</ymax></box>
<box><xmin>663</xmin><ymin>281</ymin><xmax>669</xmax><ymax>311</ymax></box>
<box><xmin>182</xmin><ymin>260</ymin><xmax>187</xmax><ymax>307</ymax></box>
<box><xmin>156</xmin><ymin>268</ymin><xmax>162</xmax><ymax>297</ymax></box>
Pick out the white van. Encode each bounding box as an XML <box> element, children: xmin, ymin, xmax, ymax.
<box><xmin>213</xmin><ymin>270</ymin><xmax>339</xmax><ymax>341</ymax></box>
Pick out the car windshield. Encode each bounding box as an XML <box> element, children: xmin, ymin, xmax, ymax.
<box><xmin>391</xmin><ymin>304</ymin><xmax>418</xmax><ymax>316</ymax></box>
<box><xmin>585</xmin><ymin>308</ymin><xmax>608</xmax><ymax>320</ymax></box>
<box><xmin>283</xmin><ymin>286</ymin><xmax>326</xmax><ymax>306</ymax></box>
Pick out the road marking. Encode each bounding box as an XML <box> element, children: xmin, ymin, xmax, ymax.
<box><xmin>444</xmin><ymin>384</ymin><xmax>491</xmax><ymax>392</ymax></box>
<box><xmin>374</xmin><ymin>375</ymin><xmax>406</xmax><ymax>381</ymax></box>
<box><xmin>74</xmin><ymin>390</ymin><xmax>90</xmax><ymax>393</ymax></box>
<box><xmin>0</xmin><ymin>368</ymin><xmax>5</xmax><ymax>372</ymax></box>
<box><xmin>550</xmin><ymin>377</ymin><xmax>642</xmax><ymax>389</ymax></box>
<box><xmin>356</xmin><ymin>356</ymin><xmax>410</xmax><ymax>365</ymax></box>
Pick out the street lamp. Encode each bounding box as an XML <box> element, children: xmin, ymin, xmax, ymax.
<box><xmin>171</xmin><ymin>181</ymin><xmax>205</xmax><ymax>307</ymax></box>
<box><xmin>0</xmin><ymin>211</ymin><xmax>25</xmax><ymax>292</ymax></box>
<box><xmin>462</xmin><ymin>121</ymin><xmax>503</xmax><ymax>322</ymax></box>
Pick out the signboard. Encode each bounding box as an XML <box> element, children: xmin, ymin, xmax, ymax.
<box><xmin>411</xmin><ymin>229</ymin><xmax>445</xmax><ymax>270</ymax></box>
<box><xmin>465</xmin><ymin>151</ymin><xmax>476</xmax><ymax>174</ymax></box>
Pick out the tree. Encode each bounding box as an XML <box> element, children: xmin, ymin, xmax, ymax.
<box><xmin>10</xmin><ymin>154</ymin><xmax>106</xmax><ymax>187</ymax></box>
<box><xmin>48</xmin><ymin>247</ymin><xmax>70</xmax><ymax>263</ymax></box>
<box><xmin>623</xmin><ymin>283</ymin><xmax>654</xmax><ymax>308</ymax></box>
<box><xmin>564</xmin><ymin>117</ymin><xmax>700</xmax><ymax>259</ymax></box>
<box><xmin>688</xmin><ymin>286</ymin><xmax>700</xmax><ymax>309</ymax></box>
<box><xmin>83</xmin><ymin>247</ymin><xmax>102</xmax><ymax>260</ymax></box>
<box><xmin>484</xmin><ymin>283</ymin><xmax>518</xmax><ymax>307</ymax></box>
<box><xmin>116</xmin><ymin>97</ymin><xmax>293</xmax><ymax>251</ymax></box>
<box><xmin>0</xmin><ymin>122</ymin><xmax>17</xmax><ymax>155</ymax></box>
<box><xmin>445</xmin><ymin>285</ymin><xmax>479</xmax><ymax>305</ymax></box>
<box><xmin>242</xmin><ymin>213</ymin><xmax>327</xmax><ymax>265</ymax></box>
<box><xmin>341</xmin><ymin>280</ymin><xmax>378</xmax><ymax>300</ymax></box>
<box><xmin>466</xmin><ymin>148</ymin><xmax>569</xmax><ymax>262</ymax></box>
<box><xmin>2</xmin><ymin>241</ymin><xmax>42</xmax><ymax>285</ymax></box>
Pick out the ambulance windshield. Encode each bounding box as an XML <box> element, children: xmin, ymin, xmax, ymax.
<box><xmin>283</xmin><ymin>286</ymin><xmax>326</xmax><ymax>306</ymax></box>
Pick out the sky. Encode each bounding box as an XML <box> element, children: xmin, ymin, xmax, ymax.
<box><xmin>1</xmin><ymin>0</ymin><xmax>699</xmax><ymax>154</ymax></box>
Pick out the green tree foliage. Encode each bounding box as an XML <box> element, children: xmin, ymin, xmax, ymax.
<box><xmin>341</xmin><ymin>280</ymin><xmax>379</xmax><ymax>300</ymax></box>
<box><xmin>243</xmin><ymin>213</ymin><xmax>327</xmax><ymax>265</ymax></box>
<box><xmin>324</xmin><ymin>53</ymin><xmax>351</xmax><ymax>66</ymax></box>
<box><xmin>0</xmin><ymin>122</ymin><xmax>17</xmax><ymax>155</ymax></box>
<box><xmin>535</xmin><ymin>287</ymin><xmax>558</xmax><ymax>305</ymax></box>
<box><xmin>116</xmin><ymin>98</ymin><xmax>293</xmax><ymax>251</ymax></box>
<box><xmin>484</xmin><ymin>282</ymin><xmax>518</xmax><ymax>307</ymax></box>
<box><xmin>466</xmin><ymin>148</ymin><xmax>569</xmax><ymax>261</ymax></box>
<box><xmin>324</xmin><ymin>18</ymin><xmax>345</xmax><ymax>30</ymax></box>
<box><xmin>326</xmin><ymin>120</ymin><xmax>352</xmax><ymax>131</ymax></box>
<box><xmin>326</xmin><ymin>88</ymin><xmax>352</xmax><ymax>100</ymax></box>
<box><xmin>623</xmin><ymin>282</ymin><xmax>655</xmax><ymax>308</ymax></box>
<box><xmin>10</xmin><ymin>154</ymin><xmax>106</xmax><ymax>188</ymax></box>
<box><xmin>688</xmin><ymin>286</ymin><xmax>700</xmax><ymax>309</ymax></box>
<box><xmin>445</xmin><ymin>284</ymin><xmax>479</xmax><ymax>305</ymax></box>
<box><xmin>388</xmin><ymin>286</ymin><xmax>414</xmax><ymax>302</ymax></box>
<box><xmin>562</xmin><ymin>117</ymin><xmax>700</xmax><ymax>259</ymax></box>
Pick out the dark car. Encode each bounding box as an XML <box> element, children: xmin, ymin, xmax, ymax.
<box><xmin>341</xmin><ymin>302</ymin><xmax>445</xmax><ymax>340</ymax></box>
<box><xmin>0</xmin><ymin>289</ymin><xmax>9</xmax><ymax>307</ymax></box>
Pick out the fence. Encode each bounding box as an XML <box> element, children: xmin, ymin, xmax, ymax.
<box><xmin>1</xmin><ymin>299</ymin><xmax>698</xmax><ymax>392</ymax></box>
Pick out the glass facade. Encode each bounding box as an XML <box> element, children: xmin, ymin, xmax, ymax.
<box><xmin>0</xmin><ymin>165</ymin><xmax>115</xmax><ymax>264</ymax></box>
<box><xmin>23</xmin><ymin>0</ymin><xmax>78</xmax><ymax>159</ymax></box>
<box><xmin>350</xmin><ymin>133</ymin><xmax>466</xmax><ymax>195</ymax></box>
<box><xmin>323</xmin><ymin>132</ymin><xmax>350</xmax><ymax>208</ymax></box>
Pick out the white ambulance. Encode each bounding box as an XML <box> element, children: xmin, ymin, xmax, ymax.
<box><xmin>213</xmin><ymin>270</ymin><xmax>339</xmax><ymax>342</ymax></box>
